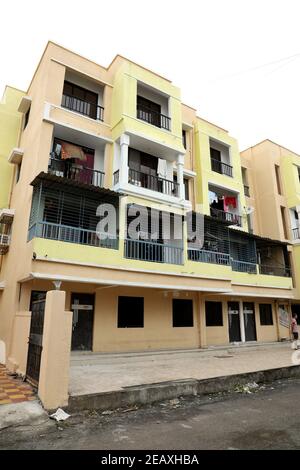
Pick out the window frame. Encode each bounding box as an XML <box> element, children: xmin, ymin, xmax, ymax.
<box><xmin>259</xmin><ymin>303</ymin><xmax>273</xmax><ymax>326</ymax></box>
<box><xmin>205</xmin><ymin>301</ymin><xmax>223</xmax><ymax>327</ymax></box>
<box><xmin>117</xmin><ymin>296</ymin><xmax>144</xmax><ymax>328</ymax></box>
<box><xmin>172</xmin><ymin>298</ymin><xmax>194</xmax><ymax>327</ymax></box>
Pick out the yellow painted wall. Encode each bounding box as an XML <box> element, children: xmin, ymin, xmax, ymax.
<box><xmin>111</xmin><ymin>59</ymin><xmax>185</xmax><ymax>153</ymax></box>
<box><xmin>281</xmin><ymin>153</ymin><xmax>300</xmax><ymax>209</ymax></box>
<box><xmin>194</xmin><ymin>117</ymin><xmax>248</xmax><ymax>231</ymax></box>
<box><xmin>0</xmin><ymin>86</ymin><xmax>24</xmax><ymax>209</ymax></box>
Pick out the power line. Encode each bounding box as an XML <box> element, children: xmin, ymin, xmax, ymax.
<box><xmin>208</xmin><ymin>52</ymin><xmax>300</xmax><ymax>83</ymax></box>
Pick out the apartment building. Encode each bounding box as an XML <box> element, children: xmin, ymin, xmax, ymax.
<box><xmin>0</xmin><ymin>42</ymin><xmax>296</xmax><ymax>406</ymax></box>
<box><xmin>241</xmin><ymin>140</ymin><xmax>300</xmax><ymax>314</ymax></box>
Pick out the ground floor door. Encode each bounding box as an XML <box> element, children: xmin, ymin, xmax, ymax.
<box><xmin>243</xmin><ymin>302</ymin><xmax>257</xmax><ymax>341</ymax></box>
<box><xmin>228</xmin><ymin>301</ymin><xmax>241</xmax><ymax>342</ymax></box>
<box><xmin>26</xmin><ymin>295</ymin><xmax>46</xmax><ymax>386</ymax></box>
<box><xmin>71</xmin><ymin>293</ymin><xmax>94</xmax><ymax>351</ymax></box>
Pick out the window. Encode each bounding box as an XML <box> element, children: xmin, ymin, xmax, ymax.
<box><xmin>182</xmin><ymin>130</ymin><xmax>187</xmax><ymax>149</ymax></box>
<box><xmin>24</xmin><ymin>107</ymin><xmax>30</xmax><ymax>129</ymax></box>
<box><xmin>281</xmin><ymin>206</ymin><xmax>288</xmax><ymax>239</ymax></box>
<box><xmin>259</xmin><ymin>304</ymin><xmax>273</xmax><ymax>325</ymax></box>
<box><xmin>16</xmin><ymin>162</ymin><xmax>22</xmax><ymax>183</ymax></box>
<box><xmin>172</xmin><ymin>299</ymin><xmax>193</xmax><ymax>327</ymax></box>
<box><xmin>210</xmin><ymin>147</ymin><xmax>221</xmax><ymax>162</ymax></box>
<box><xmin>62</xmin><ymin>81</ymin><xmax>99</xmax><ymax>120</ymax></box>
<box><xmin>275</xmin><ymin>165</ymin><xmax>282</xmax><ymax>194</ymax></box>
<box><xmin>137</xmin><ymin>95</ymin><xmax>161</xmax><ymax>128</ymax></box>
<box><xmin>205</xmin><ymin>301</ymin><xmax>223</xmax><ymax>326</ymax></box>
<box><xmin>118</xmin><ymin>296</ymin><xmax>144</xmax><ymax>328</ymax></box>
<box><xmin>29</xmin><ymin>291</ymin><xmax>46</xmax><ymax>310</ymax></box>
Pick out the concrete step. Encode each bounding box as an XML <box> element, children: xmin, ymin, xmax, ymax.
<box><xmin>67</xmin><ymin>363</ymin><xmax>300</xmax><ymax>412</ymax></box>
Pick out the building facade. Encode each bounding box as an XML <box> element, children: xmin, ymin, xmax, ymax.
<box><xmin>0</xmin><ymin>43</ymin><xmax>297</xmax><ymax>391</ymax></box>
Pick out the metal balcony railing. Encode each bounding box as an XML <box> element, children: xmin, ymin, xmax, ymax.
<box><xmin>128</xmin><ymin>168</ymin><xmax>179</xmax><ymax>197</ymax></box>
<box><xmin>48</xmin><ymin>157</ymin><xmax>105</xmax><ymax>188</ymax></box>
<box><xmin>231</xmin><ymin>260</ymin><xmax>257</xmax><ymax>274</ymax></box>
<box><xmin>30</xmin><ymin>222</ymin><xmax>118</xmax><ymax>250</ymax></box>
<box><xmin>61</xmin><ymin>94</ymin><xmax>104</xmax><ymax>121</ymax></box>
<box><xmin>124</xmin><ymin>238</ymin><xmax>183</xmax><ymax>265</ymax></box>
<box><xmin>210</xmin><ymin>207</ymin><xmax>242</xmax><ymax>226</ymax></box>
<box><xmin>292</xmin><ymin>227</ymin><xmax>300</xmax><ymax>240</ymax></box>
<box><xmin>188</xmin><ymin>248</ymin><xmax>230</xmax><ymax>265</ymax></box>
<box><xmin>259</xmin><ymin>265</ymin><xmax>291</xmax><ymax>277</ymax></box>
<box><xmin>210</xmin><ymin>158</ymin><xmax>233</xmax><ymax>177</ymax></box>
<box><xmin>0</xmin><ymin>234</ymin><xmax>10</xmax><ymax>254</ymax></box>
<box><xmin>113</xmin><ymin>170</ymin><xmax>120</xmax><ymax>185</ymax></box>
<box><xmin>136</xmin><ymin>104</ymin><xmax>171</xmax><ymax>131</ymax></box>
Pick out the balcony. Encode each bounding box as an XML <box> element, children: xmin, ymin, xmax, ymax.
<box><xmin>29</xmin><ymin>174</ymin><xmax>120</xmax><ymax>252</ymax></box>
<box><xmin>259</xmin><ymin>265</ymin><xmax>291</xmax><ymax>277</ymax></box>
<box><xmin>231</xmin><ymin>260</ymin><xmax>257</xmax><ymax>274</ymax></box>
<box><xmin>188</xmin><ymin>248</ymin><xmax>230</xmax><ymax>265</ymax></box>
<box><xmin>128</xmin><ymin>168</ymin><xmax>179</xmax><ymax>197</ymax></box>
<box><xmin>210</xmin><ymin>158</ymin><xmax>233</xmax><ymax>177</ymax></box>
<box><xmin>136</xmin><ymin>103</ymin><xmax>171</xmax><ymax>131</ymax></box>
<box><xmin>210</xmin><ymin>207</ymin><xmax>242</xmax><ymax>226</ymax></box>
<box><xmin>292</xmin><ymin>227</ymin><xmax>300</xmax><ymax>240</ymax></box>
<box><xmin>124</xmin><ymin>238</ymin><xmax>183</xmax><ymax>265</ymax></box>
<box><xmin>29</xmin><ymin>222</ymin><xmax>118</xmax><ymax>250</ymax></box>
<box><xmin>61</xmin><ymin>94</ymin><xmax>104</xmax><ymax>121</ymax></box>
<box><xmin>0</xmin><ymin>234</ymin><xmax>10</xmax><ymax>255</ymax></box>
<box><xmin>48</xmin><ymin>157</ymin><xmax>105</xmax><ymax>188</ymax></box>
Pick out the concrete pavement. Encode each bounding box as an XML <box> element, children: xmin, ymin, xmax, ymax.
<box><xmin>1</xmin><ymin>377</ymin><xmax>300</xmax><ymax>449</ymax></box>
<box><xmin>69</xmin><ymin>341</ymin><xmax>297</xmax><ymax>396</ymax></box>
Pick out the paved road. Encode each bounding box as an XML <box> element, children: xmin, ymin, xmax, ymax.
<box><xmin>1</xmin><ymin>378</ymin><xmax>300</xmax><ymax>450</ymax></box>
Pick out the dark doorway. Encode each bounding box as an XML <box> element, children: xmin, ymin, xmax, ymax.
<box><xmin>228</xmin><ymin>301</ymin><xmax>241</xmax><ymax>342</ymax></box>
<box><xmin>243</xmin><ymin>302</ymin><xmax>257</xmax><ymax>341</ymax></box>
<box><xmin>26</xmin><ymin>293</ymin><xmax>46</xmax><ymax>386</ymax></box>
<box><xmin>292</xmin><ymin>304</ymin><xmax>300</xmax><ymax>316</ymax></box>
<box><xmin>71</xmin><ymin>293</ymin><xmax>94</xmax><ymax>351</ymax></box>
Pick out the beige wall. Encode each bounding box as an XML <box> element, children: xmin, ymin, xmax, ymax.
<box><xmin>93</xmin><ymin>287</ymin><xmax>200</xmax><ymax>352</ymax></box>
<box><xmin>241</xmin><ymin>141</ymin><xmax>289</xmax><ymax>241</ymax></box>
<box><xmin>11</xmin><ymin>280</ymin><xmax>284</xmax><ymax>361</ymax></box>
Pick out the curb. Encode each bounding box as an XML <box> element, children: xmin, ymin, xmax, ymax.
<box><xmin>67</xmin><ymin>364</ymin><xmax>300</xmax><ymax>412</ymax></box>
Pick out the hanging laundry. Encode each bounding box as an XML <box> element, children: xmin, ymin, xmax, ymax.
<box><xmin>61</xmin><ymin>142</ymin><xmax>86</xmax><ymax>161</ymax></box>
<box><xmin>157</xmin><ymin>158</ymin><xmax>168</xmax><ymax>178</ymax></box>
<box><xmin>224</xmin><ymin>196</ymin><xmax>237</xmax><ymax>209</ymax></box>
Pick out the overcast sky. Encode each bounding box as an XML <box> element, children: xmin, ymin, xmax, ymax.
<box><xmin>1</xmin><ymin>0</ymin><xmax>300</xmax><ymax>152</ymax></box>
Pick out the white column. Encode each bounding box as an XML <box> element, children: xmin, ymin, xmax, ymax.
<box><xmin>119</xmin><ymin>134</ymin><xmax>130</xmax><ymax>186</ymax></box>
<box><xmin>176</xmin><ymin>153</ymin><xmax>185</xmax><ymax>200</ymax></box>
<box><xmin>239</xmin><ymin>300</ymin><xmax>246</xmax><ymax>343</ymax></box>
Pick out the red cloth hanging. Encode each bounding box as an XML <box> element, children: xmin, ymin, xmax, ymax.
<box><xmin>224</xmin><ymin>196</ymin><xmax>237</xmax><ymax>208</ymax></box>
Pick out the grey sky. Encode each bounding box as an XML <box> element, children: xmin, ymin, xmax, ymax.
<box><xmin>1</xmin><ymin>0</ymin><xmax>300</xmax><ymax>152</ymax></box>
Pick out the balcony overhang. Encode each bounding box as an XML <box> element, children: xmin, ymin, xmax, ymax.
<box><xmin>8</xmin><ymin>148</ymin><xmax>24</xmax><ymax>165</ymax></box>
<box><xmin>126</xmin><ymin>132</ymin><xmax>184</xmax><ymax>161</ymax></box>
<box><xmin>31</xmin><ymin>172</ymin><xmax>121</xmax><ymax>203</ymax></box>
<box><xmin>229</xmin><ymin>226</ymin><xmax>291</xmax><ymax>247</ymax></box>
<box><xmin>174</xmin><ymin>168</ymin><xmax>196</xmax><ymax>178</ymax></box>
<box><xmin>22</xmin><ymin>271</ymin><xmax>233</xmax><ymax>294</ymax></box>
<box><xmin>0</xmin><ymin>208</ymin><xmax>15</xmax><ymax>225</ymax></box>
<box><xmin>18</xmin><ymin>95</ymin><xmax>32</xmax><ymax>113</ymax></box>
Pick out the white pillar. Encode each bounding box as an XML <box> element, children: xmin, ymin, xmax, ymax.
<box><xmin>239</xmin><ymin>300</ymin><xmax>246</xmax><ymax>343</ymax></box>
<box><xmin>176</xmin><ymin>153</ymin><xmax>185</xmax><ymax>200</ymax></box>
<box><xmin>119</xmin><ymin>134</ymin><xmax>130</xmax><ymax>186</ymax></box>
